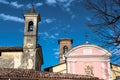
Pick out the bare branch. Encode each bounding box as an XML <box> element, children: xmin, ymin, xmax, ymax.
<box><xmin>84</xmin><ymin>0</ymin><xmax>120</xmax><ymax>51</ymax></box>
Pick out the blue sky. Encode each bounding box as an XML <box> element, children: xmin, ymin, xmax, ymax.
<box><xmin>0</xmin><ymin>0</ymin><xmax>119</xmax><ymax>70</ymax></box>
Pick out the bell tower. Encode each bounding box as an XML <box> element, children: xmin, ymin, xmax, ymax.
<box><xmin>58</xmin><ymin>38</ymin><xmax>73</xmax><ymax>63</ymax></box>
<box><xmin>23</xmin><ymin>5</ymin><xmax>40</xmax><ymax>49</ymax></box>
<box><xmin>20</xmin><ymin>5</ymin><xmax>43</xmax><ymax>70</ymax></box>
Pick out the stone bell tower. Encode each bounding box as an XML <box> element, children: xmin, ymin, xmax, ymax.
<box><xmin>23</xmin><ymin>5</ymin><xmax>40</xmax><ymax>50</ymax></box>
<box><xmin>20</xmin><ymin>5</ymin><xmax>43</xmax><ymax>70</ymax></box>
<box><xmin>58</xmin><ymin>38</ymin><xmax>73</xmax><ymax>63</ymax></box>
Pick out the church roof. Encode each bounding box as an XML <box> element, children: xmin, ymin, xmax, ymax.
<box><xmin>0</xmin><ymin>68</ymin><xmax>100</xmax><ymax>80</ymax></box>
<box><xmin>0</xmin><ymin>46</ymin><xmax>23</xmax><ymax>52</ymax></box>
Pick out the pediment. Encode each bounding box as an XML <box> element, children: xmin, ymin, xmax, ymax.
<box><xmin>65</xmin><ymin>44</ymin><xmax>111</xmax><ymax>57</ymax></box>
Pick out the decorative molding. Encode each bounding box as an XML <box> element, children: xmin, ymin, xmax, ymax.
<box><xmin>67</xmin><ymin>60</ymin><xmax>110</xmax><ymax>62</ymax></box>
<box><xmin>102</xmin><ymin>63</ymin><xmax>106</xmax><ymax>79</ymax></box>
<box><xmin>65</xmin><ymin>44</ymin><xmax>111</xmax><ymax>57</ymax></box>
<box><xmin>66</xmin><ymin>55</ymin><xmax>108</xmax><ymax>58</ymax></box>
<box><xmin>72</xmin><ymin>62</ymin><xmax>76</xmax><ymax>74</ymax></box>
<box><xmin>108</xmin><ymin>62</ymin><xmax>112</xmax><ymax>80</ymax></box>
<box><xmin>67</xmin><ymin>62</ymin><xmax>69</xmax><ymax>73</ymax></box>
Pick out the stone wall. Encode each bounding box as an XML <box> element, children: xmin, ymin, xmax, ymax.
<box><xmin>0</xmin><ymin>52</ymin><xmax>22</xmax><ymax>68</ymax></box>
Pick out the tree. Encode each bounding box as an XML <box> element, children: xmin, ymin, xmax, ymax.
<box><xmin>84</xmin><ymin>0</ymin><xmax>120</xmax><ymax>54</ymax></box>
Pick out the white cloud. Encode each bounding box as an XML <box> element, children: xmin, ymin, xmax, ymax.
<box><xmin>112</xmin><ymin>45</ymin><xmax>120</xmax><ymax>55</ymax></box>
<box><xmin>46</xmin><ymin>0</ymin><xmax>56</xmax><ymax>5</ymax></box>
<box><xmin>55</xmin><ymin>33</ymin><xmax>59</xmax><ymax>36</ymax></box>
<box><xmin>26</xmin><ymin>3</ymin><xmax>31</xmax><ymax>8</ymax></box>
<box><xmin>54</xmin><ymin>51</ymin><xmax>59</xmax><ymax>59</ymax></box>
<box><xmin>46</xmin><ymin>0</ymin><xmax>74</xmax><ymax>9</ymax></box>
<box><xmin>0</xmin><ymin>0</ymin><xmax>43</xmax><ymax>9</ymax></box>
<box><xmin>26</xmin><ymin>3</ymin><xmax>43</xmax><ymax>8</ymax></box>
<box><xmin>53</xmin><ymin>48</ymin><xmax>59</xmax><ymax>55</ymax></box>
<box><xmin>44</xmin><ymin>32</ymin><xmax>49</xmax><ymax>36</ymax></box>
<box><xmin>57</xmin><ymin>0</ymin><xmax>68</xmax><ymax>3</ymax></box>
<box><xmin>54</xmin><ymin>51</ymin><xmax>59</xmax><ymax>55</ymax></box>
<box><xmin>45</xmin><ymin>0</ymin><xmax>74</xmax><ymax>14</ymax></box>
<box><xmin>66</xmin><ymin>8</ymin><xmax>70</xmax><ymax>12</ymax></box>
<box><xmin>43</xmin><ymin>18</ymin><xmax>56</xmax><ymax>24</ymax></box>
<box><xmin>86</xmin><ymin>17</ymin><xmax>92</xmax><ymax>21</ymax></box>
<box><xmin>60</xmin><ymin>0</ymin><xmax>74</xmax><ymax>13</ymax></box>
<box><xmin>45</xmin><ymin>19</ymin><xmax>53</xmax><ymax>23</ymax></box>
<box><xmin>46</xmin><ymin>0</ymin><xmax>74</xmax><ymax>8</ymax></box>
<box><xmin>50</xmin><ymin>35</ymin><xmax>56</xmax><ymax>39</ymax></box>
<box><xmin>0</xmin><ymin>0</ymin><xmax>24</xmax><ymax>9</ymax></box>
<box><xmin>39</xmin><ymin>31</ymin><xmax>58</xmax><ymax>40</ymax></box>
<box><xmin>35</xmin><ymin>3</ymin><xmax>43</xmax><ymax>7</ymax></box>
<box><xmin>10</xmin><ymin>1</ymin><xmax>23</xmax><ymax>8</ymax></box>
<box><xmin>0</xmin><ymin>13</ymin><xmax>24</xmax><ymax>23</ymax></box>
<box><xmin>63</xmin><ymin>0</ymin><xmax>73</xmax><ymax>8</ymax></box>
<box><xmin>53</xmin><ymin>48</ymin><xmax>59</xmax><ymax>51</ymax></box>
<box><xmin>0</xmin><ymin>0</ymin><xmax>9</xmax><ymax>4</ymax></box>
<box><xmin>39</xmin><ymin>32</ymin><xmax>49</xmax><ymax>36</ymax></box>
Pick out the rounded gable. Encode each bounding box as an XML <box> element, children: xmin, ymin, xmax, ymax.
<box><xmin>65</xmin><ymin>43</ymin><xmax>111</xmax><ymax>57</ymax></box>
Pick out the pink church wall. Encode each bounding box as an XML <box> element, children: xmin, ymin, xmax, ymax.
<box><xmin>66</xmin><ymin>45</ymin><xmax>111</xmax><ymax>80</ymax></box>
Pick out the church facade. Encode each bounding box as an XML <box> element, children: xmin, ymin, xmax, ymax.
<box><xmin>0</xmin><ymin>6</ymin><xmax>43</xmax><ymax>70</ymax></box>
<box><xmin>65</xmin><ymin>42</ymin><xmax>111</xmax><ymax>80</ymax></box>
<box><xmin>45</xmin><ymin>38</ymin><xmax>112</xmax><ymax>80</ymax></box>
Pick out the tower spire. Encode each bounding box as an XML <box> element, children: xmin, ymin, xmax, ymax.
<box><xmin>32</xmin><ymin>0</ymin><xmax>34</xmax><ymax>6</ymax></box>
<box><xmin>29</xmin><ymin>0</ymin><xmax>35</xmax><ymax>13</ymax></box>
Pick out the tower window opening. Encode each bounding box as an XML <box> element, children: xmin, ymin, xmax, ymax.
<box><xmin>0</xmin><ymin>52</ymin><xmax>1</xmax><ymax>56</ymax></box>
<box><xmin>63</xmin><ymin>46</ymin><xmax>68</xmax><ymax>53</ymax></box>
<box><xmin>28</xmin><ymin>21</ymin><xmax>34</xmax><ymax>32</ymax></box>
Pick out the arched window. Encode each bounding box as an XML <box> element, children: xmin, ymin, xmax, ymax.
<box><xmin>63</xmin><ymin>46</ymin><xmax>68</xmax><ymax>53</ymax></box>
<box><xmin>28</xmin><ymin>21</ymin><xmax>33</xmax><ymax>32</ymax></box>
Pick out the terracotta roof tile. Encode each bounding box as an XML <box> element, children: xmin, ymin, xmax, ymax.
<box><xmin>0</xmin><ymin>68</ymin><xmax>100</xmax><ymax>80</ymax></box>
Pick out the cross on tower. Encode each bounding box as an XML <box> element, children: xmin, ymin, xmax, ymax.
<box><xmin>32</xmin><ymin>0</ymin><xmax>34</xmax><ymax>6</ymax></box>
<box><xmin>85</xmin><ymin>32</ymin><xmax>89</xmax><ymax>44</ymax></box>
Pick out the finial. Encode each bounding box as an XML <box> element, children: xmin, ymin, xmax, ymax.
<box><xmin>85</xmin><ymin>32</ymin><xmax>89</xmax><ymax>44</ymax></box>
<box><xmin>29</xmin><ymin>5</ymin><xmax>35</xmax><ymax>13</ymax></box>
<box><xmin>29</xmin><ymin>0</ymin><xmax>35</xmax><ymax>13</ymax></box>
<box><xmin>32</xmin><ymin>0</ymin><xmax>34</xmax><ymax>6</ymax></box>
